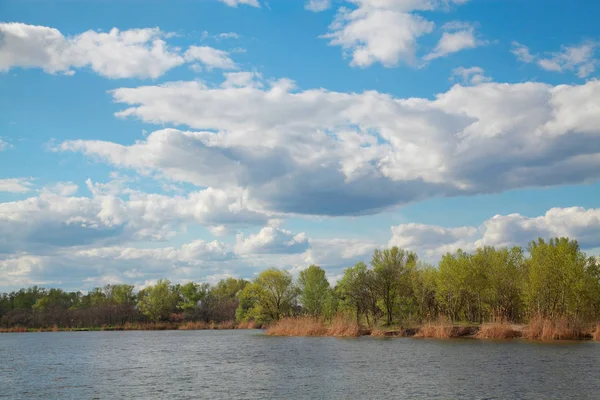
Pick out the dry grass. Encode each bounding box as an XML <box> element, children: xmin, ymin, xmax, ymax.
<box><xmin>415</xmin><ymin>318</ymin><xmax>454</xmax><ymax>338</ymax></box>
<box><xmin>266</xmin><ymin>317</ymin><xmax>328</xmax><ymax>336</ymax></box>
<box><xmin>236</xmin><ymin>320</ymin><xmax>260</xmax><ymax>329</ymax></box>
<box><xmin>217</xmin><ymin>321</ymin><xmax>234</xmax><ymax>330</ymax></box>
<box><xmin>328</xmin><ymin>315</ymin><xmax>361</xmax><ymax>337</ymax></box>
<box><xmin>266</xmin><ymin>315</ymin><xmax>361</xmax><ymax>337</ymax></box>
<box><xmin>370</xmin><ymin>328</ymin><xmax>387</xmax><ymax>337</ymax></box>
<box><xmin>178</xmin><ymin>321</ymin><xmax>209</xmax><ymax>330</ymax></box>
<box><xmin>523</xmin><ymin>316</ymin><xmax>585</xmax><ymax>340</ymax></box>
<box><xmin>477</xmin><ymin>323</ymin><xmax>521</xmax><ymax>339</ymax></box>
<box><xmin>0</xmin><ymin>326</ymin><xmax>28</xmax><ymax>333</ymax></box>
<box><xmin>593</xmin><ymin>324</ymin><xmax>600</xmax><ymax>341</ymax></box>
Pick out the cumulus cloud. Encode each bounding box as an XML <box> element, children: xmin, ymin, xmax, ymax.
<box><xmin>322</xmin><ymin>0</ymin><xmax>468</xmax><ymax>68</ymax></box>
<box><xmin>390</xmin><ymin>207</ymin><xmax>600</xmax><ymax>261</ymax></box>
<box><xmin>450</xmin><ymin>66</ymin><xmax>491</xmax><ymax>85</ymax></box>
<box><xmin>235</xmin><ymin>226</ymin><xmax>309</xmax><ymax>255</ymax></box>
<box><xmin>0</xmin><ymin>182</ymin><xmax>269</xmax><ymax>254</ymax></box>
<box><xmin>0</xmin><ymin>178</ymin><xmax>34</xmax><ymax>193</ymax></box>
<box><xmin>0</xmin><ymin>23</ymin><xmax>236</xmax><ymax>78</ymax></box>
<box><xmin>424</xmin><ymin>21</ymin><xmax>486</xmax><ymax>61</ymax></box>
<box><xmin>184</xmin><ymin>46</ymin><xmax>237</xmax><ymax>70</ymax></box>
<box><xmin>58</xmin><ymin>77</ymin><xmax>600</xmax><ymax>217</ymax></box>
<box><xmin>512</xmin><ymin>41</ymin><xmax>599</xmax><ymax>78</ymax></box>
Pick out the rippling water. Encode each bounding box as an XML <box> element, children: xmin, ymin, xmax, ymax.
<box><xmin>1</xmin><ymin>330</ymin><xmax>599</xmax><ymax>399</ymax></box>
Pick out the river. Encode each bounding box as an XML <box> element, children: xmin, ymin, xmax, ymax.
<box><xmin>1</xmin><ymin>330</ymin><xmax>599</xmax><ymax>399</ymax></box>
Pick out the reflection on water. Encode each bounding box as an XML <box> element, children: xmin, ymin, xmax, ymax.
<box><xmin>1</xmin><ymin>330</ymin><xmax>599</xmax><ymax>399</ymax></box>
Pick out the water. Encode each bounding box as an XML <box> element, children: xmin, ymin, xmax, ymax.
<box><xmin>1</xmin><ymin>330</ymin><xmax>599</xmax><ymax>399</ymax></box>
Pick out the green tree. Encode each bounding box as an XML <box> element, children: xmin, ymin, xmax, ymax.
<box><xmin>298</xmin><ymin>265</ymin><xmax>331</xmax><ymax>317</ymax></box>
<box><xmin>235</xmin><ymin>268</ymin><xmax>297</xmax><ymax>323</ymax></box>
<box><xmin>371</xmin><ymin>247</ymin><xmax>417</xmax><ymax>325</ymax></box>
<box><xmin>137</xmin><ymin>280</ymin><xmax>179</xmax><ymax>322</ymax></box>
<box><xmin>525</xmin><ymin>238</ymin><xmax>599</xmax><ymax>319</ymax></box>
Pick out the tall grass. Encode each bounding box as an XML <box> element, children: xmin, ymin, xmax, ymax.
<box><xmin>593</xmin><ymin>324</ymin><xmax>600</xmax><ymax>341</ymax></box>
<box><xmin>415</xmin><ymin>318</ymin><xmax>453</xmax><ymax>338</ymax></box>
<box><xmin>266</xmin><ymin>315</ymin><xmax>360</xmax><ymax>337</ymax></box>
<box><xmin>328</xmin><ymin>315</ymin><xmax>361</xmax><ymax>337</ymax></box>
<box><xmin>236</xmin><ymin>320</ymin><xmax>260</xmax><ymax>329</ymax></box>
<box><xmin>477</xmin><ymin>322</ymin><xmax>521</xmax><ymax>339</ymax></box>
<box><xmin>0</xmin><ymin>326</ymin><xmax>28</xmax><ymax>333</ymax></box>
<box><xmin>523</xmin><ymin>316</ymin><xmax>585</xmax><ymax>340</ymax></box>
<box><xmin>178</xmin><ymin>321</ymin><xmax>209</xmax><ymax>330</ymax></box>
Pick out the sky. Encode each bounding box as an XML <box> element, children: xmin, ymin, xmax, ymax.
<box><xmin>1</xmin><ymin>0</ymin><xmax>599</xmax><ymax>292</ymax></box>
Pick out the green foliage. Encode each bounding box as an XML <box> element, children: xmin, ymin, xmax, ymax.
<box><xmin>371</xmin><ymin>247</ymin><xmax>417</xmax><ymax>325</ymax></box>
<box><xmin>137</xmin><ymin>280</ymin><xmax>179</xmax><ymax>322</ymax></box>
<box><xmin>235</xmin><ymin>268</ymin><xmax>297</xmax><ymax>323</ymax></box>
<box><xmin>298</xmin><ymin>265</ymin><xmax>332</xmax><ymax>317</ymax></box>
<box><xmin>525</xmin><ymin>238</ymin><xmax>600</xmax><ymax>320</ymax></box>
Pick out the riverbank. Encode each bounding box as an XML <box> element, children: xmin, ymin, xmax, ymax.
<box><xmin>266</xmin><ymin>317</ymin><xmax>600</xmax><ymax>341</ymax></box>
<box><xmin>0</xmin><ymin>320</ymin><xmax>262</xmax><ymax>333</ymax></box>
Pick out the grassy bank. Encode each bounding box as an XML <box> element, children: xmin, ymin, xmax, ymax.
<box><xmin>0</xmin><ymin>320</ymin><xmax>262</xmax><ymax>333</ymax></box>
<box><xmin>266</xmin><ymin>317</ymin><xmax>600</xmax><ymax>341</ymax></box>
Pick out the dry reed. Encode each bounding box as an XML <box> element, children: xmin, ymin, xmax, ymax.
<box><xmin>593</xmin><ymin>324</ymin><xmax>600</xmax><ymax>341</ymax></box>
<box><xmin>328</xmin><ymin>315</ymin><xmax>361</xmax><ymax>337</ymax></box>
<box><xmin>0</xmin><ymin>326</ymin><xmax>28</xmax><ymax>333</ymax></box>
<box><xmin>370</xmin><ymin>328</ymin><xmax>387</xmax><ymax>337</ymax></box>
<box><xmin>178</xmin><ymin>321</ymin><xmax>209</xmax><ymax>330</ymax></box>
<box><xmin>217</xmin><ymin>321</ymin><xmax>234</xmax><ymax>330</ymax></box>
<box><xmin>236</xmin><ymin>320</ymin><xmax>260</xmax><ymax>329</ymax></box>
<box><xmin>477</xmin><ymin>323</ymin><xmax>521</xmax><ymax>339</ymax></box>
<box><xmin>523</xmin><ymin>316</ymin><xmax>585</xmax><ymax>340</ymax></box>
<box><xmin>415</xmin><ymin>318</ymin><xmax>454</xmax><ymax>338</ymax></box>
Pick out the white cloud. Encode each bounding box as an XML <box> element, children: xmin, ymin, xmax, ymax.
<box><xmin>305</xmin><ymin>0</ymin><xmax>331</xmax><ymax>12</ymax></box>
<box><xmin>0</xmin><ymin>139</ymin><xmax>11</xmax><ymax>151</ymax></box>
<box><xmin>221</xmin><ymin>71</ymin><xmax>263</xmax><ymax>88</ymax></box>
<box><xmin>389</xmin><ymin>207</ymin><xmax>600</xmax><ymax>261</ymax></box>
<box><xmin>3</xmin><ymin>204</ymin><xmax>600</xmax><ymax>290</ymax></box>
<box><xmin>512</xmin><ymin>41</ymin><xmax>599</xmax><ymax>78</ymax></box>
<box><xmin>0</xmin><ymin>23</ymin><xmax>236</xmax><ymax>78</ymax></box>
<box><xmin>322</xmin><ymin>0</ymin><xmax>468</xmax><ymax>68</ymax></box>
<box><xmin>41</xmin><ymin>181</ymin><xmax>79</xmax><ymax>196</ymax></box>
<box><xmin>424</xmin><ymin>21</ymin><xmax>485</xmax><ymax>61</ymax></box>
<box><xmin>450</xmin><ymin>66</ymin><xmax>491</xmax><ymax>85</ymax></box>
<box><xmin>218</xmin><ymin>32</ymin><xmax>241</xmax><ymax>39</ymax></box>
<box><xmin>58</xmin><ymin>77</ymin><xmax>600</xmax><ymax>217</ymax></box>
<box><xmin>219</xmin><ymin>0</ymin><xmax>260</xmax><ymax>7</ymax></box>
<box><xmin>235</xmin><ymin>226</ymin><xmax>309</xmax><ymax>254</ymax></box>
<box><xmin>184</xmin><ymin>46</ymin><xmax>237</xmax><ymax>70</ymax></box>
<box><xmin>0</xmin><ymin>182</ymin><xmax>269</xmax><ymax>254</ymax></box>
<box><xmin>0</xmin><ymin>178</ymin><xmax>34</xmax><ymax>193</ymax></box>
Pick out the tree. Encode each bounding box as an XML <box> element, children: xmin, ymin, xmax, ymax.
<box><xmin>371</xmin><ymin>247</ymin><xmax>417</xmax><ymax>325</ymax></box>
<box><xmin>235</xmin><ymin>268</ymin><xmax>297</xmax><ymax>323</ymax></box>
<box><xmin>298</xmin><ymin>265</ymin><xmax>331</xmax><ymax>317</ymax></box>
<box><xmin>137</xmin><ymin>280</ymin><xmax>179</xmax><ymax>322</ymax></box>
<box><xmin>336</xmin><ymin>262</ymin><xmax>379</xmax><ymax>326</ymax></box>
<box><xmin>525</xmin><ymin>238</ymin><xmax>599</xmax><ymax>319</ymax></box>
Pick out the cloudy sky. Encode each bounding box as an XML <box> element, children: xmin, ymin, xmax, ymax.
<box><xmin>1</xmin><ymin>0</ymin><xmax>599</xmax><ymax>291</ymax></box>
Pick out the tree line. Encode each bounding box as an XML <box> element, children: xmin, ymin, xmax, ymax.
<box><xmin>1</xmin><ymin>237</ymin><xmax>599</xmax><ymax>329</ymax></box>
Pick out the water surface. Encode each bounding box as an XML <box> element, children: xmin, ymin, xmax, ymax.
<box><xmin>1</xmin><ymin>330</ymin><xmax>599</xmax><ymax>399</ymax></box>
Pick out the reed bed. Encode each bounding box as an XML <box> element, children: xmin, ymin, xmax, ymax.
<box><xmin>522</xmin><ymin>316</ymin><xmax>585</xmax><ymax>340</ymax></box>
<box><xmin>415</xmin><ymin>318</ymin><xmax>454</xmax><ymax>338</ymax></box>
<box><xmin>476</xmin><ymin>323</ymin><xmax>521</xmax><ymax>339</ymax></box>
<box><xmin>236</xmin><ymin>320</ymin><xmax>260</xmax><ymax>329</ymax></box>
<box><xmin>266</xmin><ymin>315</ymin><xmax>360</xmax><ymax>337</ymax></box>
<box><xmin>593</xmin><ymin>324</ymin><xmax>600</xmax><ymax>341</ymax></box>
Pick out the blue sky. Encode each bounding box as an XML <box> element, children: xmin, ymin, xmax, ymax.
<box><xmin>1</xmin><ymin>0</ymin><xmax>599</xmax><ymax>291</ymax></box>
